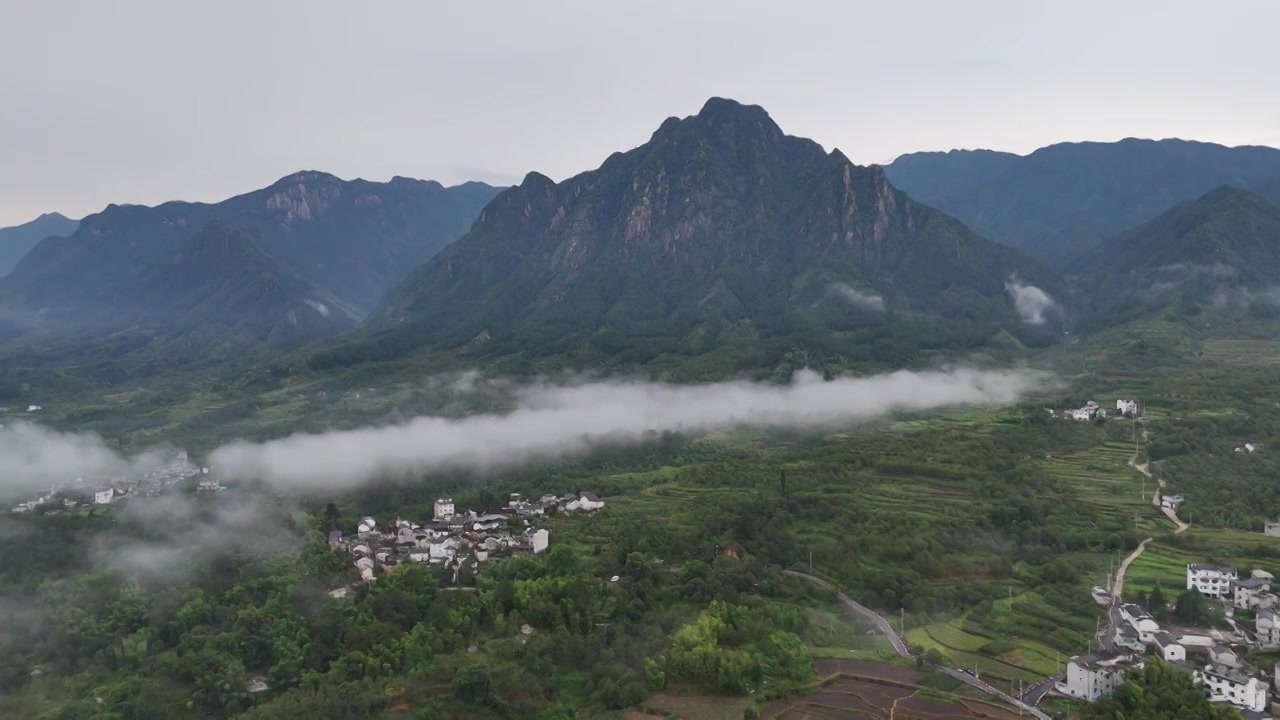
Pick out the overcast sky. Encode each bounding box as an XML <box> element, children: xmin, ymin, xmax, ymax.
<box><xmin>2</xmin><ymin>0</ymin><xmax>1278</xmax><ymax>226</ymax></box>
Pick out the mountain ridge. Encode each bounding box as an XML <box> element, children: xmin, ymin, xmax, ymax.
<box><xmin>315</xmin><ymin>97</ymin><xmax>1063</xmax><ymax>375</ymax></box>
<box><xmin>885</xmin><ymin>138</ymin><xmax>1280</xmax><ymax>261</ymax></box>
<box><xmin>0</xmin><ymin>211</ymin><xmax>79</xmax><ymax>276</ymax></box>
<box><xmin>2</xmin><ymin>173</ymin><xmax>502</xmax><ymax>315</ymax></box>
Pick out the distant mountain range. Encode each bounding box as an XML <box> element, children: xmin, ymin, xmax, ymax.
<box><xmin>5</xmin><ymin>98</ymin><xmax>1280</xmax><ymax>399</ymax></box>
<box><xmin>0</xmin><ymin>174</ymin><xmax>501</xmax><ymax>359</ymax></box>
<box><xmin>0</xmin><ymin>212</ymin><xmax>78</xmax><ymax>276</ymax></box>
<box><xmin>885</xmin><ymin>139</ymin><xmax>1280</xmax><ymax>262</ymax></box>
<box><xmin>316</xmin><ymin>98</ymin><xmax>1062</xmax><ymax>375</ymax></box>
<box><xmin>1071</xmin><ymin>185</ymin><xmax>1280</xmax><ymax>330</ymax></box>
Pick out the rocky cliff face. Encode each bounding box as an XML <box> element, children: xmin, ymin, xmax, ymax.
<box><xmin>322</xmin><ymin>98</ymin><xmax>1060</xmax><ymax>373</ymax></box>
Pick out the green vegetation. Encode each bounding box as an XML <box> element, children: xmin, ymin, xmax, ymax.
<box><xmin>1081</xmin><ymin>660</ymin><xmax>1242</xmax><ymax>720</ymax></box>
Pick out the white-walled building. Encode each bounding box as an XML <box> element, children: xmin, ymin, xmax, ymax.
<box><xmin>1188</xmin><ymin>564</ymin><xmax>1237</xmax><ymax>598</ymax></box>
<box><xmin>1116</xmin><ymin>399</ymin><xmax>1139</xmax><ymax>416</ymax></box>
<box><xmin>530</xmin><ymin>528</ymin><xmax>549</xmax><ymax>554</ymax></box>
<box><xmin>1151</xmin><ymin>631</ymin><xmax>1185</xmax><ymax>662</ymax></box>
<box><xmin>1235</xmin><ymin>577</ymin><xmax>1272</xmax><ymax>609</ymax></box>
<box><xmin>1258</xmin><ymin>609</ymin><xmax>1280</xmax><ymax>648</ymax></box>
<box><xmin>1197</xmin><ymin>664</ymin><xmax>1269</xmax><ymax>712</ymax></box>
<box><xmin>433</xmin><ymin>498</ymin><xmax>455</xmax><ymax>521</ymax></box>
<box><xmin>1119</xmin><ymin>604</ymin><xmax>1160</xmax><ymax>643</ymax></box>
<box><xmin>1161</xmin><ymin>494</ymin><xmax>1185</xmax><ymax>509</ymax></box>
<box><xmin>94</xmin><ymin>488</ymin><xmax>114</xmax><ymax>505</ymax></box>
<box><xmin>1059</xmin><ymin>654</ymin><xmax>1144</xmax><ymax>701</ymax></box>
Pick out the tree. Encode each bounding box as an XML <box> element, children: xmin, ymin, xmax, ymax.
<box><xmin>1174</xmin><ymin>589</ymin><xmax>1210</xmax><ymax>625</ymax></box>
<box><xmin>451</xmin><ymin>662</ymin><xmax>492</xmax><ymax>705</ymax></box>
<box><xmin>1149</xmin><ymin>582</ymin><xmax>1169</xmax><ymax>622</ymax></box>
<box><xmin>1081</xmin><ymin>659</ymin><xmax>1241</xmax><ymax>719</ymax></box>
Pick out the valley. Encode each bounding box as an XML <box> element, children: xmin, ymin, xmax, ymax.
<box><xmin>3</xmin><ymin>93</ymin><xmax>1280</xmax><ymax>720</ymax></box>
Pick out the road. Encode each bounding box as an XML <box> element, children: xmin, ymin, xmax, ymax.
<box><xmin>1020</xmin><ymin>675</ymin><xmax>1062</xmax><ymax>706</ymax></box>
<box><xmin>782</xmin><ymin>570</ymin><xmax>911</xmax><ymax>658</ymax></box>
<box><xmin>1111</xmin><ymin>537</ymin><xmax>1152</xmax><ymax>601</ymax></box>
<box><xmin>1131</xmin><ymin>459</ymin><xmax>1189</xmax><ymax>533</ymax></box>
<box><xmin>941</xmin><ymin>668</ymin><xmax>1052</xmax><ymax>720</ymax></box>
<box><xmin>784</xmin><ymin>570</ymin><xmax>1050</xmax><ymax>720</ymax></box>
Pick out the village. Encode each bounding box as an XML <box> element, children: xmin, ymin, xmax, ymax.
<box><xmin>6</xmin><ymin>448</ymin><xmax>215</xmax><ymax>514</ymax></box>
<box><xmin>1048</xmin><ymin>398</ymin><xmax>1140</xmax><ymax>422</ymax></box>
<box><xmin>326</xmin><ymin>491</ymin><xmax>606</xmax><ymax>595</ymax></box>
<box><xmin>1061</xmin><ymin>562</ymin><xmax>1280</xmax><ymax>718</ymax></box>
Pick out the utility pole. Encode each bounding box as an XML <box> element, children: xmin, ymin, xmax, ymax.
<box><xmin>809</xmin><ymin>551</ymin><xmax>813</xmax><ymax>575</ymax></box>
<box><xmin>900</xmin><ymin>607</ymin><xmax>905</xmax><ymax>638</ymax></box>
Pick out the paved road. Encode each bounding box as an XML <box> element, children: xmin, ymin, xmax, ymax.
<box><xmin>784</xmin><ymin>570</ymin><xmax>1050</xmax><ymax>720</ymax></box>
<box><xmin>1021</xmin><ymin>674</ymin><xmax>1062</xmax><ymax>706</ymax></box>
<box><xmin>942</xmin><ymin>668</ymin><xmax>1052</xmax><ymax>720</ymax></box>
<box><xmin>782</xmin><ymin>570</ymin><xmax>911</xmax><ymax>658</ymax></box>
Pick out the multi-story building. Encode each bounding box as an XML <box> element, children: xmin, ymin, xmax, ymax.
<box><xmin>1196</xmin><ymin>664</ymin><xmax>1269</xmax><ymax>712</ymax></box>
<box><xmin>1187</xmin><ymin>564</ymin><xmax>1237</xmax><ymax>598</ymax></box>
<box><xmin>1058</xmin><ymin>654</ymin><xmax>1144</xmax><ymax>701</ymax></box>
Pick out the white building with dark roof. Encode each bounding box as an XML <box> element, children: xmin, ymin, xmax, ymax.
<box><xmin>1197</xmin><ymin>664</ymin><xmax>1269</xmax><ymax>712</ymax></box>
<box><xmin>1058</xmin><ymin>654</ymin><xmax>1144</xmax><ymax>701</ymax></box>
<box><xmin>1188</xmin><ymin>564</ymin><xmax>1237</xmax><ymax>598</ymax></box>
<box><xmin>1151</xmin><ymin>631</ymin><xmax>1185</xmax><ymax>662</ymax></box>
<box><xmin>1235</xmin><ymin>577</ymin><xmax>1272</xmax><ymax>609</ymax></box>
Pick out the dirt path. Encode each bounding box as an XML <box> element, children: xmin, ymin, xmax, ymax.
<box><xmin>1112</xmin><ymin>538</ymin><xmax>1152</xmax><ymax>599</ymax></box>
<box><xmin>1130</xmin><ymin>456</ymin><xmax>1189</xmax><ymax>534</ymax></box>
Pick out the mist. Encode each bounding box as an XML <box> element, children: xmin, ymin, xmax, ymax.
<box><xmin>1005</xmin><ymin>279</ymin><xmax>1057</xmax><ymax>325</ymax></box>
<box><xmin>829</xmin><ymin>283</ymin><xmax>885</xmax><ymax>311</ymax></box>
<box><xmin>211</xmin><ymin>368</ymin><xmax>1035</xmax><ymax>491</ymax></box>
<box><xmin>0</xmin><ymin>422</ymin><xmax>170</xmax><ymax>499</ymax></box>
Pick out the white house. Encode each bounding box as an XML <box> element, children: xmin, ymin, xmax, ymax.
<box><xmin>1069</xmin><ymin>408</ymin><xmax>1094</xmax><ymax>421</ymax></box>
<box><xmin>433</xmin><ymin>498</ymin><xmax>455</xmax><ymax>521</ymax></box>
<box><xmin>563</xmin><ymin>492</ymin><xmax>606</xmax><ymax>513</ymax></box>
<box><xmin>1234</xmin><ymin>577</ymin><xmax>1271</xmax><ymax>609</ymax></box>
<box><xmin>1120</xmin><ymin>604</ymin><xmax>1160</xmax><ymax>643</ymax></box>
<box><xmin>1266</xmin><ymin>521</ymin><xmax>1280</xmax><ymax>538</ymax></box>
<box><xmin>1258</xmin><ymin>609</ymin><xmax>1280</xmax><ymax>648</ymax></box>
<box><xmin>1161</xmin><ymin>494</ymin><xmax>1185</xmax><ymax>509</ymax></box>
<box><xmin>530</xmin><ymin>528</ymin><xmax>550</xmax><ymax>554</ymax></box>
<box><xmin>1116</xmin><ymin>399</ymin><xmax>1139</xmax><ymax>416</ymax></box>
<box><xmin>1151</xmin><ymin>631</ymin><xmax>1185</xmax><ymax>662</ymax></box>
<box><xmin>357</xmin><ymin>517</ymin><xmax>376</xmax><ymax>535</ymax></box>
<box><xmin>1188</xmin><ymin>564</ymin><xmax>1237</xmax><ymax>598</ymax></box>
<box><xmin>1058</xmin><ymin>654</ymin><xmax>1144</xmax><ymax>701</ymax></box>
<box><xmin>1197</xmin><ymin>664</ymin><xmax>1269</xmax><ymax>712</ymax></box>
<box><xmin>94</xmin><ymin>488</ymin><xmax>114</xmax><ymax>505</ymax></box>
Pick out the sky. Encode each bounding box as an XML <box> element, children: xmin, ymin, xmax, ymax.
<box><xmin>2</xmin><ymin>0</ymin><xmax>1279</xmax><ymax>226</ymax></box>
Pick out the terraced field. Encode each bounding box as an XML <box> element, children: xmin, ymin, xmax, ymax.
<box><xmin>762</xmin><ymin>660</ymin><xmax>1024</xmax><ymax>720</ymax></box>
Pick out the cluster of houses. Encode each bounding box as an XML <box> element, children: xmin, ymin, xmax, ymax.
<box><xmin>329</xmin><ymin>491</ymin><xmax>605</xmax><ymax>589</ymax></box>
<box><xmin>1061</xmin><ymin>563</ymin><xmax>1280</xmax><ymax>715</ymax></box>
<box><xmin>8</xmin><ymin>450</ymin><xmax>207</xmax><ymax>513</ymax></box>
<box><xmin>1048</xmin><ymin>399</ymin><xmax>1140</xmax><ymax>422</ymax></box>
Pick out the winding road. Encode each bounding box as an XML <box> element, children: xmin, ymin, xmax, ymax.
<box><xmin>783</xmin><ymin>570</ymin><xmax>1050</xmax><ymax>720</ymax></box>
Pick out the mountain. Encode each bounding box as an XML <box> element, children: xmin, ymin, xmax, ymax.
<box><xmin>1071</xmin><ymin>186</ymin><xmax>1280</xmax><ymax>329</ymax></box>
<box><xmin>885</xmin><ymin>139</ymin><xmax>1280</xmax><ymax>262</ymax></box>
<box><xmin>315</xmin><ymin>98</ymin><xmax>1063</xmax><ymax>375</ymax></box>
<box><xmin>1</xmin><ymin>173</ymin><xmax>501</xmax><ymax>315</ymax></box>
<box><xmin>123</xmin><ymin>221</ymin><xmax>360</xmax><ymax>347</ymax></box>
<box><xmin>1255</xmin><ymin>176</ymin><xmax>1280</xmax><ymax>207</ymax></box>
<box><xmin>0</xmin><ymin>212</ymin><xmax>78</xmax><ymax>275</ymax></box>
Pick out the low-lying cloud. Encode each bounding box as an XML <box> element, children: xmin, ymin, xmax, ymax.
<box><xmin>0</xmin><ymin>423</ymin><xmax>170</xmax><ymax>498</ymax></box>
<box><xmin>305</xmin><ymin>299</ymin><xmax>331</xmax><ymax>318</ymax></box>
<box><xmin>829</xmin><ymin>283</ymin><xmax>885</xmax><ymax>311</ymax></box>
<box><xmin>212</xmin><ymin>368</ymin><xmax>1033</xmax><ymax>490</ymax></box>
<box><xmin>1</xmin><ymin>368</ymin><xmax>1039</xmax><ymax>499</ymax></box>
<box><xmin>1005</xmin><ymin>279</ymin><xmax>1057</xmax><ymax>325</ymax></box>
